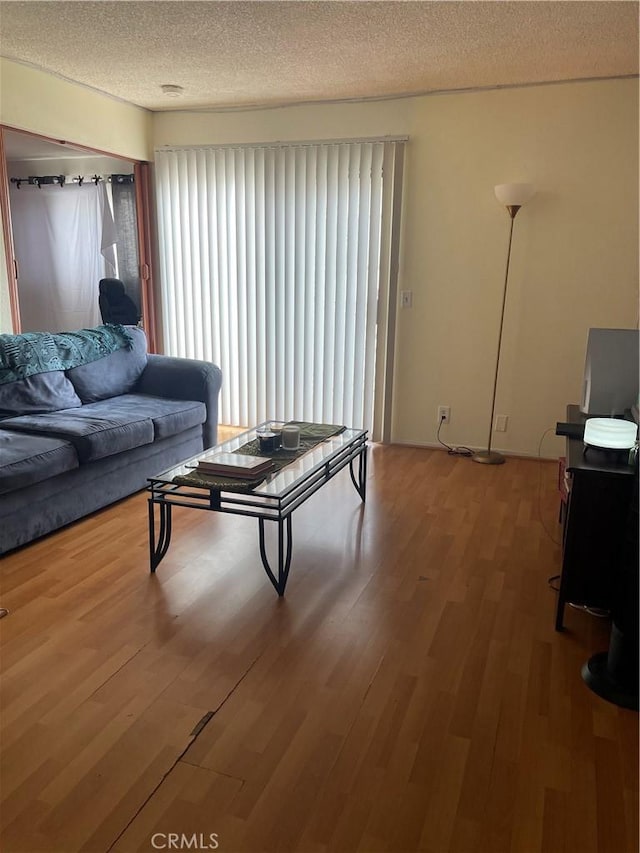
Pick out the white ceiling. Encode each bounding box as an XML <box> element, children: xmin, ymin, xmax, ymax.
<box><xmin>0</xmin><ymin>1</ymin><xmax>637</xmax><ymax>112</ymax></box>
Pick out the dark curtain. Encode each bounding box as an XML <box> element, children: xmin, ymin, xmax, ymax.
<box><xmin>111</xmin><ymin>175</ymin><xmax>141</xmax><ymax>314</ymax></box>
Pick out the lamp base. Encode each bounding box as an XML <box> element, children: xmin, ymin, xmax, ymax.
<box><xmin>471</xmin><ymin>450</ymin><xmax>506</xmax><ymax>465</ymax></box>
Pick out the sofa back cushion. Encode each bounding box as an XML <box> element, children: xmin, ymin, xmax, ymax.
<box><xmin>0</xmin><ymin>371</ymin><xmax>82</xmax><ymax>416</ymax></box>
<box><xmin>66</xmin><ymin>326</ymin><xmax>148</xmax><ymax>402</ymax></box>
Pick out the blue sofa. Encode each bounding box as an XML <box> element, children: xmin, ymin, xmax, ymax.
<box><xmin>0</xmin><ymin>326</ymin><xmax>222</xmax><ymax>554</ymax></box>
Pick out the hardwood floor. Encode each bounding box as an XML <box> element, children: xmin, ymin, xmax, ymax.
<box><xmin>0</xmin><ymin>443</ymin><xmax>637</xmax><ymax>853</ymax></box>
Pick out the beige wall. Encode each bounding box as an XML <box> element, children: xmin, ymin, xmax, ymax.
<box><xmin>0</xmin><ymin>59</ymin><xmax>152</xmax><ymax>159</ymax></box>
<box><xmin>0</xmin><ymin>67</ymin><xmax>635</xmax><ymax>455</ymax></box>
<box><xmin>154</xmin><ymin>78</ymin><xmax>639</xmax><ymax>457</ymax></box>
<box><xmin>0</xmin><ymin>58</ymin><xmax>152</xmax><ymax>332</ymax></box>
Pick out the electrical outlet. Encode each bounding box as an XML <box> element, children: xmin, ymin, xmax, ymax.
<box><xmin>437</xmin><ymin>406</ymin><xmax>450</xmax><ymax>425</ymax></box>
<box><xmin>400</xmin><ymin>290</ymin><xmax>413</xmax><ymax>308</ymax></box>
<box><xmin>495</xmin><ymin>414</ymin><xmax>508</xmax><ymax>432</ymax></box>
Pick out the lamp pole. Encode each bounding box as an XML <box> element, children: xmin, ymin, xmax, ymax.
<box><xmin>472</xmin><ymin>183</ymin><xmax>534</xmax><ymax>465</ymax></box>
<box><xmin>472</xmin><ymin>208</ymin><xmax>518</xmax><ymax>464</ymax></box>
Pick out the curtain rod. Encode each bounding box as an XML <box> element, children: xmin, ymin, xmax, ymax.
<box><xmin>9</xmin><ymin>173</ymin><xmax>134</xmax><ymax>189</ymax></box>
<box><xmin>156</xmin><ymin>135</ymin><xmax>408</xmax><ymax>154</ymax></box>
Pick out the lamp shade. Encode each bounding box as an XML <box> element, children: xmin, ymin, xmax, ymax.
<box><xmin>583</xmin><ymin>418</ymin><xmax>638</xmax><ymax>450</ymax></box>
<box><xmin>494</xmin><ymin>183</ymin><xmax>535</xmax><ymax>207</ymax></box>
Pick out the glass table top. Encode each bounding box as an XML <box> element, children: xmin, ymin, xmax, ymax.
<box><xmin>150</xmin><ymin>423</ymin><xmax>367</xmax><ymax>500</ymax></box>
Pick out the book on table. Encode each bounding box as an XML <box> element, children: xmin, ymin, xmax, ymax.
<box><xmin>195</xmin><ymin>452</ymin><xmax>274</xmax><ymax>478</ymax></box>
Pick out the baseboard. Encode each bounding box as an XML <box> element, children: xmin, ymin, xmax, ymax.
<box><xmin>386</xmin><ymin>439</ymin><xmax>559</xmax><ymax>462</ymax></box>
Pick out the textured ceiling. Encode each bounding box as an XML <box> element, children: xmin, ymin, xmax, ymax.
<box><xmin>0</xmin><ymin>1</ymin><xmax>637</xmax><ymax>112</ymax></box>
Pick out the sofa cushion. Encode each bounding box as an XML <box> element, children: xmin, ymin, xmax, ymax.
<box><xmin>66</xmin><ymin>326</ymin><xmax>147</xmax><ymax>402</ymax></box>
<box><xmin>0</xmin><ymin>401</ymin><xmax>154</xmax><ymax>463</ymax></box>
<box><xmin>0</xmin><ymin>429</ymin><xmax>79</xmax><ymax>495</ymax></box>
<box><xmin>101</xmin><ymin>393</ymin><xmax>206</xmax><ymax>440</ymax></box>
<box><xmin>0</xmin><ymin>371</ymin><xmax>82</xmax><ymax>416</ymax></box>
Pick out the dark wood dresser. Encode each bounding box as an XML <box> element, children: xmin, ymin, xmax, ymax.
<box><xmin>555</xmin><ymin>405</ymin><xmax>637</xmax><ymax>631</ymax></box>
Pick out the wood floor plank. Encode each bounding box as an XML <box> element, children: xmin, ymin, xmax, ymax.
<box><xmin>1</xmin><ymin>444</ymin><xmax>637</xmax><ymax>852</ymax></box>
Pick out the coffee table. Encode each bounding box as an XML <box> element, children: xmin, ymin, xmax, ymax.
<box><xmin>147</xmin><ymin>424</ymin><xmax>368</xmax><ymax>595</ymax></box>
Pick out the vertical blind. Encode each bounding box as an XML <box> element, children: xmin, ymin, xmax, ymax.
<box><xmin>155</xmin><ymin>139</ymin><xmax>402</xmax><ymax>429</ymax></box>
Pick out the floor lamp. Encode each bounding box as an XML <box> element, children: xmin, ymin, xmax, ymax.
<box><xmin>472</xmin><ymin>182</ymin><xmax>535</xmax><ymax>465</ymax></box>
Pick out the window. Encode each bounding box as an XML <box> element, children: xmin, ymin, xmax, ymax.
<box><xmin>155</xmin><ymin>138</ymin><xmax>404</xmax><ymax>434</ymax></box>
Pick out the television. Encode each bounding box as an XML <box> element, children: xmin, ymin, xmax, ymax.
<box><xmin>580</xmin><ymin>328</ymin><xmax>639</xmax><ymax>417</ymax></box>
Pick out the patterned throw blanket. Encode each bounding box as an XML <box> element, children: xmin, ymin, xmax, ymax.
<box><xmin>0</xmin><ymin>324</ymin><xmax>134</xmax><ymax>385</ymax></box>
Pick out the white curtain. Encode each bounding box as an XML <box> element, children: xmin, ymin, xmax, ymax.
<box><xmin>9</xmin><ymin>182</ymin><xmax>117</xmax><ymax>332</ymax></box>
<box><xmin>155</xmin><ymin>140</ymin><xmax>403</xmax><ymax>430</ymax></box>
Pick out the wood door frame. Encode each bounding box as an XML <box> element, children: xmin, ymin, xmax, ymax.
<box><xmin>134</xmin><ymin>162</ymin><xmax>157</xmax><ymax>352</ymax></box>
<box><xmin>0</xmin><ymin>124</ymin><xmax>156</xmax><ymax>347</ymax></box>
<box><xmin>0</xmin><ymin>128</ymin><xmax>21</xmax><ymax>331</ymax></box>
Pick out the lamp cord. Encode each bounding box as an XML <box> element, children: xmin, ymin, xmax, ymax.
<box><xmin>537</xmin><ymin>426</ymin><xmax>561</xmax><ymax>546</ymax></box>
<box><xmin>437</xmin><ymin>415</ymin><xmax>473</xmax><ymax>457</ymax></box>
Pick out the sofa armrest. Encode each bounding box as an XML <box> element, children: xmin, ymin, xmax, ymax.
<box><xmin>137</xmin><ymin>354</ymin><xmax>222</xmax><ymax>449</ymax></box>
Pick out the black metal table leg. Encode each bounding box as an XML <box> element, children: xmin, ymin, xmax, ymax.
<box><xmin>349</xmin><ymin>444</ymin><xmax>367</xmax><ymax>502</ymax></box>
<box><xmin>258</xmin><ymin>515</ymin><xmax>293</xmax><ymax>596</ymax></box>
<box><xmin>149</xmin><ymin>497</ymin><xmax>173</xmax><ymax>572</ymax></box>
